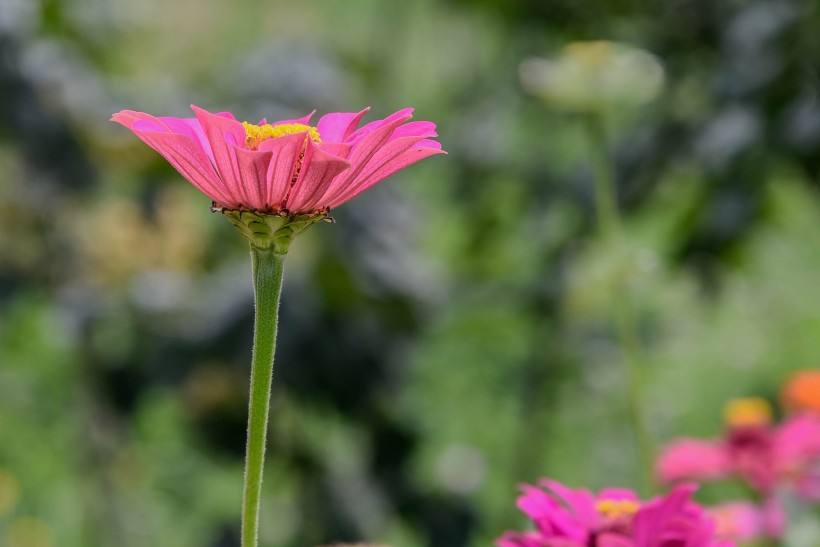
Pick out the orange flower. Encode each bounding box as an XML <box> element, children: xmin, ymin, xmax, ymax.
<box><xmin>782</xmin><ymin>370</ymin><xmax>820</xmax><ymax>413</ymax></box>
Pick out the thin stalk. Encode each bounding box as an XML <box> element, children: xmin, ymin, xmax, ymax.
<box><xmin>584</xmin><ymin>113</ymin><xmax>654</xmax><ymax>494</ymax></box>
<box><xmin>242</xmin><ymin>246</ymin><xmax>286</xmax><ymax>547</ymax></box>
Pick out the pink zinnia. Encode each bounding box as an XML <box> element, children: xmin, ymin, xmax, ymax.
<box><xmin>773</xmin><ymin>412</ymin><xmax>820</xmax><ymax>500</ymax></box>
<box><xmin>710</xmin><ymin>499</ymin><xmax>785</xmax><ymax>542</ymax></box>
<box><xmin>656</xmin><ymin>399</ymin><xmax>820</xmax><ymax>500</ymax></box>
<box><xmin>111</xmin><ymin>105</ymin><xmax>444</xmax><ymax>215</ymax></box>
<box><xmin>496</xmin><ymin>479</ymin><xmax>732</xmax><ymax>547</ymax></box>
<box><xmin>656</xmin><ymin>439</ymin><xmax>731</xmax><ymax>484</ymax></box>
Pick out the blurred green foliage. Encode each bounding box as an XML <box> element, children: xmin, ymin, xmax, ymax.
<box><xmin>1</xmin><ymin>0</ymin><xmax>820</xmax><ymax>546</ymax></box>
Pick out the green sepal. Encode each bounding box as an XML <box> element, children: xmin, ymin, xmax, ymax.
<box><xmin>214</xmin><ymin>206</ymin><xmax>330</xmax><ymax>254</ymax></box>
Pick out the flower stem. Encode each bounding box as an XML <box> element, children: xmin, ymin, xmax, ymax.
<box><xmin>242</xmin><ymin>245</ymin><xmax>286</xmax><ymax>547</ymax></box>
<box><xmin>584</xmin><ymin>113</ymin><xmax>654</xmax><ymax>494</ymax></box>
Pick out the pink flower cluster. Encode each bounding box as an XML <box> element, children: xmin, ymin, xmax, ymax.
<box><xmin>657</xmin><ymin>413</ymin><xmax>820</xmax><ymax>499</ymax></box>
<box><xmin>112</xmin><ymin>105</ymin><xmax>444</xmax><ymax>215</ymax></box>
<box><xmin>497</xmin><ymin>479</ymin><xmax>731</xmax><ymax>547</ymax></box>
<box><xmin>656</xmin><ymin>396</ymin><xmax>820</xmax><ymax>543</ymax></box>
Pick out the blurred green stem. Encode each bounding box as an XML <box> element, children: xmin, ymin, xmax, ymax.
<box><xmin>242</xmin><ymin>246</ymin><xmax>286</xmax><ymax>547</ymax></box>
<box><xmin>584</xmin><ymin>113</ymin><xmax>653</xmax><ymax>494</ymax></box>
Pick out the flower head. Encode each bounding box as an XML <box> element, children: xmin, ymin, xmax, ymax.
<box><xmin>781</xmin><ymin>369</ymin><xmax>820</xmax><ymax>414</ymax></box>
<box><xmin>111</xmin><ymin>105</ymin><xmax>443</xmax><ymax>217</ymax></box>
<box><xmin>656</xmin><ymin>398</ymin><xmax>820</xmax><ymax>500</ymax></box>
<box><xmin>519</xmin><ymin>41</ymin><xmax>664</xmax><ymax>114</ymax></box>
<box><xmin>496</xmin><ymin>479</ymin><xmax>730</xmax><ymax>547</ymax></box>
<box><xmin>656</xmin><ymin>439</ymin><xmax>731</xmax><ymax>484</ymax></box>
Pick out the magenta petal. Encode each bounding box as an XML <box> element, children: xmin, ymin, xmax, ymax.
<box><xmin>111</xmin><ymin>110</ymin><xmax>170</xmax><ymax>130</ymax></box>
<box><xmin>131</xmin><ymin>130</ymin><xmax>233</xmax><ymax>207</ymax></box>
<box><xmin>132</xmin><ymin>118</ymin><xmax>173</xmax><ymax>133</ymax></box>
<box><xmin>326</xmin><ymin>134</ymin><xmax>428</xmax><ymax>205</ymax></box>
<box><xmin>632</xmin><ymin>484</ymin><xmax>697</xmax><ymax>545</ymax></box>
<box><xmin>285</xmin><ymin>140</ymin><xmax>351</xmax><ymax>213</ymax></box>
<box><xmin>348</xmin><ymin>107</ymin><xmax>414</xmax><ymax>142</ymax></box>
<box><xmin>656</xmin><ymin>439</ymin><xmax>730</xmax><ymax>484</ymax></box>
<box><xmin>388</xmin><ymin>120</ymin><xmax>439</xmax><ymax>140</ymax></box>
<box><xmin>231</xmin><ymin>147</ymin><xmax>273</xmax><ymax>209</ymax></box>
<box><xmin>191</xmin><ymin>105</ymin><xmax>248</xmax><ymax>202</ymax></box>
<box><xmin>517</xmin><ymin>484</ymin><xmax>588</xmax><ymax>541</ymax></box>
<box><xmin>318</xmin><ymin>141</ymin><xmax>353</xmax><ymax>159</ymax></box>
<box><xmin>316</xmin><ymin>108</ymin><xmax>370</xmax><ymax>142</ymax></box>
<box><xmin>412</xmin><ymin>138</ymin><xmax>443</xmax><ymax>150</ymax></box>
<box><xmin>258</xmin><ymin>132</ymin><xmax>306</xmax><ymax>208</ymax></box>
<box><xmin>156</xmin><ymin>116</ymin><xmax>200</xmax><ymax>141</ymax></box>
<box><xmin>319</xmin><ymin>114</ymin><xmax>413</xmax><ymax>206</ymax></box>
<box><xmin>596</xmin><ymin>534</ymin><xmax>634</xmax><ymax>547</ymax></box>
<box><xmin>540</xmin><ymin>480</ymin><xmax>600</xmax><ymax>528</ymax></box>
<box><xmin>598</xmin><ymin>489</ymin><xmax>640</xmax><ymax>502</ymax></box>
<box><xmin>326</xmin><ymin>146</ymin><xmax>444</xmax><ymax>209</ymax></box>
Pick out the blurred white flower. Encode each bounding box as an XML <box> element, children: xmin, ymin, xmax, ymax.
<box><xmin>520</xmin><ymin>41</ymin><xmax>665</xmax><ymax>113</ymax></box>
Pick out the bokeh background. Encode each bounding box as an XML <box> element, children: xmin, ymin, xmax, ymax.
<box><xmin>2</xmin><ymin>0</ymin><xmax>820</xmax><ymax>545</ymax></box>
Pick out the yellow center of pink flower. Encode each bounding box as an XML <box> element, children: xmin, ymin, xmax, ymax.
<box><xmin>723</xmin><ymin>397</ymin><xmax>772</xmax><ymax>428</ymax></box>
<box><xmin>595</xmin><ymin>499</ymin><xmax>640</xmax><ymax>519</ymax></box>
<box><xmin>242</xmin><ymin>122</ymin><xmax>321</xmax><ymax>150</ymax></box>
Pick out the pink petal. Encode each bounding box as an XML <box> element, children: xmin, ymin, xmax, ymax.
<box><xmin>316</xmin><ymin>108</ymin><xmax>371</xmax><ymax>142</ymax></box>
<box><xmin>517</xmin><ymin>485</ymin><xmax>587</xmax><ymax>541</ymax></box>
<box><xmin>111</xmin><ymin>110</ymin><xmax>169</xmax><ymax>130</ymax></box>
<box><xmin>318</xmin><ymin>113</ymin><xmax>413</xmax><ymax>206</ymax></box>
<box><xmin>325</xmin><ymin>146</ymin><xmax>445</xmax><ymax>208</ymax></box>
<box><xmin>596</xmin><ymin>533</ymin><xmax>634</xmax><ymax>547</ymax></box>
<box><xmin>632</xmin><ymin>484</ymin><xmax>697</xmax><ymax>545</ymax></box>
<box><xmin>318</xmin><ymin>141</ymin><xmax>353</xmax><ymax>159</ymax></box>
<box><xmin>540</xmin><ymin>479</ymin><xmax>600</xmax><ymax>528</ymax></box>
<box><xmin>412</xmin><ymin>138</ymin><xmax>444</xmax><ymax>150</ymax></box>
<box><xmin>180</xmin><ymin>112</ymin><xmax>237</xmax><ymax>164</ymax></box>
<box><xmin>325</xmin><ymin>134</ymin><xmax>428</xmax><ymax>205</ymax></box>
<box><xmin>257</xmin><ymin>131</ymin><xmax>307</xmax><ymax>208</ymax></box>
<box><xmin>656</xmin><ymin>439</ymin><xmax>731</xmax><ymax>483</ymax></box>
<box><xmin>191</xmin><ymin>105</ymin><xmax>248</xmax><ymax>204</ymax></box>
<box><xmin>231</xmin><ymin>146</ymin><xmax>273</xmax><ymax>209</ymax></box>
<box><xmin>389</xmin><ymin>120</ymin><xmax>439</xmax><ymax>140</ymax></box>
<box><xmin>347</xmin><ymin>107</ymin><xmax>415</xmax><ymax>142</ymax></box>
<box><xmin>597</xmin><ymin>489</ymin><xmax>640</xmax><ymax>502</ymax></box>
<box><xmin>129</xmin><ymin>130</ymin><xmax>233</xmax><ymax>207</ymax></box>
<box><xmin>156</xmin><ymin>116</ymin><xmax>199</xmax><ymax>140</ymax></box>
<box><xmin>285</xmin><ymin>139</ymin><xmax>351</xmax><ymax>213</ymax></box>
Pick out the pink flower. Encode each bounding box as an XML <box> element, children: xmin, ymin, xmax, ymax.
<box><xmin>111</xmin><ymin>105</ymin><xmax>444</xmax><ymax>215</ymax></box>
<box><xmin>710</xmin><ymin>499</ymin><xmax>785</xmax><ymax>542</ymax></box>
<box><xmin>656</xmin><ymin>439</ymin><xmax>731</xmax><ymax>484</ymax></box>
<box><xmin>656</xmin><ymin>403</ymin><xmax>820</xmax><ymax>500</ymax></box>
<box><xmin>496</xmin><ymin>479</ymin><xmax>731</xmax><ymax>547</ymax></box>
<box><xmin>724</xmin><ymin>423</ymin><xmax>778</xmax><ymax>493</ymax></box>
<box><xmin>774</xmin><ymin>413</ymin><xmax>820</xmax><ymax>500</ymax></box>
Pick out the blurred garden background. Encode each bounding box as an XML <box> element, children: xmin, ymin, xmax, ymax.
<box><xmin>2</xmin><ymin>0</ymin><xmax>820</xmax><ymax>545</ymax></box>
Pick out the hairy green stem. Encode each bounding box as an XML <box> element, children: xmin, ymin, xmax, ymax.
<box><xmin>242</xmin><ymin>246</ymin><xmax>286</xmax><ymax>547</ymax></box>
<box><xmin>584</xmin><ymin>113</ymin><xmax>654</xmax><ymax>494</ymax></box>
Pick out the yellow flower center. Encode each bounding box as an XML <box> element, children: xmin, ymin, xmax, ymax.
<box><xmin>242</xmin><ymin>122</ymin><xmax>321</xmax><ymax>150</ymax></box>
<box><xmin>595</xmin><ymin>499</ymin><xmax>640</xmax><ymax>519</ymax></box>
<box><xmin>723</xmin><ymin>397</ymin><xmax>773</xmax><ymax>428</ymax></box>
<box><xmin>563</xmin><ymin>40</ymin><xmax>615</xmax><ymax>69</ymax></box>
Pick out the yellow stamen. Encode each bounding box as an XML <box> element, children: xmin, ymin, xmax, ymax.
<box><xmin>242</xmin><ymin>122</ymin><xmax>321</xmax><ymax>150</ymax></box>
<box><xmin>723</xmin><ymin>397</ymin><xmax>773</xmax><ymax>428</ymax></box>
<box><xmin>595</xmin><ymin>499</ymin><xmax>640</xmax><ymax>519</ymax></box>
